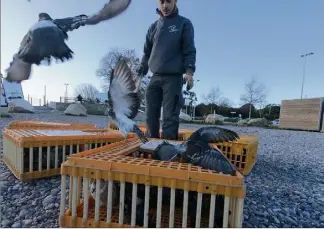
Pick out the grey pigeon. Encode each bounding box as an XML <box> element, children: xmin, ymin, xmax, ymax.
<box><xmin>107</xmin><ymin>58</ymin><xmax>144</xmax><ymax>142</ymax></box>
<box><xmin>5</xmin><ymin>0</ymin><xmax>132</xmax><ymax>83</ymax></box>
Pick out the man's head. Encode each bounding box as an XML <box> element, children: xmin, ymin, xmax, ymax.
<box><xmin>158</xmin><ymin>0</ymin><xmax>177</xmax><ymax>17</ymax></box>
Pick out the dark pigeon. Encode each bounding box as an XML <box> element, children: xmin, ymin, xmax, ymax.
<box><xmin>5</xmin><ymin>0</ymin><xmax>132</xmax><ymax>83</ymax></box>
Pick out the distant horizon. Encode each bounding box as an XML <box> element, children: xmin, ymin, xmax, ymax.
<box><xmin>1</xmin><ymin>0</ymin><xmax>323</xmax><ymax>107</ymax></box>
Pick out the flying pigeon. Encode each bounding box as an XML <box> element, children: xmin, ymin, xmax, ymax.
<box><xmin>107</xmin><ymin>58</ymin><xmax>146</xmax><ymax>143</ymax></box>
<box><xmin>5</xmin><ymin>0</ymin><xmax>132</xmax><ymax>83</ymax></box>
<box><xmin>107</xmin><ymin>59</ymin><xmax>239</xmax><ymax>174</ymax></box>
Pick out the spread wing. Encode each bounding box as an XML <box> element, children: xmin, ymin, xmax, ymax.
<box><xmin>187</xmin><ymin>126</ymin><xmax>240</xmax><ymax>144</ymax></box>
<box><xmin>85</xmin><ymin>0</ymin><xmax>132</xmax><ymax>25</ymax></box>
<box><xmin>184</xmin><ymin>142</ymin><xmax>237</xmax><ymax>175</ymax></box>
<box><xmin>17</xmin><ymin>32</ymin><xmax>33</xmax><ymax>56</ymax></box>
<box><xmin>53</xmin><ymin>15</ymin><xmax>89</xmax><ymax>35</ymax></box>
<box><xmin>108</xmin><ymin>58</ymin><xmax>141</xmax><ymax>120</ymax></box>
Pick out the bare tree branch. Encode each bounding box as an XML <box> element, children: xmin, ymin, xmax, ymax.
<box><xmin>240</xmin><ymin>77</ymin><xmax>267</xmax><ymax>118</ymax></box>
<box><xmin>75</xmin><ymin>84</ymin><xmax>99</xmax><ymax>101</ymax></box>
<box><xmin>219</xmin><ymin>97</ymin><xmax>233</xmax><ymax>108</ymax></box>
<box><xmin>96</xmin><ymin>48</ymin><xmax>140</xmax><ymax>90</ymax></box>
<box><xmin>96</xmin><ymin>47</ymin><xmax>148</xmax><ymax>105</ymax></box>
<box><xmin>203</xmin><ymin>87</ymin><xmax>223</xmax><ymax>105</ymax></box>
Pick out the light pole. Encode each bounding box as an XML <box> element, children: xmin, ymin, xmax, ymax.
<box><xmin>0</xmin><ymin>73</ymin><xmax>3</xmax><ymax>111</ymax></box>
<box><xmin>44</xmin><ymin>85</ymin><xmax>46</xmax><ymax>106</ymax></box>
<box><xmin>64</xmin><ymin>84</ymin><xmax>69</xmax><ymax>103</ymax></box>
<box><xmin>300</xmin><ymin>52</ymin><xmax>314</xmax><ymax>99</ymax></box>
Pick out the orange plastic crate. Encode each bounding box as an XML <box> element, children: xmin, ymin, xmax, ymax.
<box><xmin>2</xmin><ymin>128</ymin><xmax>136</xmax><ymax>181</ymax></box>
<box><xmin>108</xmin><ymin>122</ymin><xmax>258</xmax><ymax>175</ymax></box>
<box><xmin>211</xmin><ymin>136</ymin><xmax>259</xmax><ymax>176</ymax></box>
<box><xmin>7</xmin><ymin>120</ymin><xmax>96</xmax><ymax>130</ymax></box>
<box><xmin>59</xmin><ymin>139</ymin><xmax>245</xmax><ymax>228</ymax></box>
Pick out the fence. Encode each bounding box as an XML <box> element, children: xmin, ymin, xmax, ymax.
<box><xmin>60</xmin><ymin>97</ymin><xmax>76</xmax><ymax>103</ymax></box>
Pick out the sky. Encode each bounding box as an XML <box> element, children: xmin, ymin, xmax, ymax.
<box><xmin>1</xmin><ymin>0</ymin><xmax>323</xmax><ymax>107</ymax></box>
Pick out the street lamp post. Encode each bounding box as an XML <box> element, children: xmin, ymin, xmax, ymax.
<box><xmin>64</xmin><ymin>84</ymin><xmax>69</xmax><ymax>103</ymax></box>
<box><xmin>0</xmin><ymin>73</ymin><xmax>3</xmax><ymax>111</ymax></box>
<box><xmin>300</xmin><ymin>52</ymin><xmax>314</xmax><ymax>99</ymax></box>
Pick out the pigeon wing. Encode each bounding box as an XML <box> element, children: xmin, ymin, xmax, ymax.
<box><xmin>187</xmin><ymin>126</ymin><xmax>239</xmax><ymax>144</ymax></box>
<box><xmin>85</xmin><ymin>0</ymin><xmax>132</xmax><ymax>25</ymax></box>
<box><xmin>184</xmin><ymin>141</ymin><xmax>237</xmax><ymax>175</ymax></box>
<box><xmin>17</xmin><ymin>32</ymin><xmax>33</xmax><ymax>56</ymax></box>
<box><xmin>53</xmin><ymin>15</ymin><xmax>89</xmax><ymax>34</ymax></box>
<box><xmin>108</xmin><ymin>59</ymin><xmax>140</xmax><ymax>120</ymax></box>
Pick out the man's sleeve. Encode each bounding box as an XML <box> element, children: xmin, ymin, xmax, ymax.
<box><xmin>182</xmin><ymin>19</ymin><xmax>196</xmax><ymax>74</ymax></box>
<box><xmin>139</xmin><ymin>23</ymin><xmax>154</xmax><ymax>75</ymax></box>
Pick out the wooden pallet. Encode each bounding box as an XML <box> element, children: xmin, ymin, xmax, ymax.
<box><xmin>279</xmin><ymin>97</ymin><xmax>324</xmax><ymax>131</ymax></box>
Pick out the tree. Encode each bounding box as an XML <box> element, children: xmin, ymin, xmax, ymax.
<box><xmin>203</xmin><ymin>87</ymin><xmax>223</xmax><ymax>114</ymax></box>
<box><xmin>240</xmin><ymin>77</ymin><xmax>267</xmax><ymax>119</ymax></box>
<box><xmin>183</xmin><ymin>90</ymin><xmax>198</xmax><ymax>116</ymax></box>
<box><xmin>74</xmin><ymin>84</ymin><xmax>99</xmax><ymax>102</ymax></box>
<box><xmin>219</xmin><ymin>97</ymin><xmax>233</xmax><ymax>108</ymax></box>
<box><xmin>195</xmin><ymin>103</ymin><xmax>209</xmax><ymax>117</ymax></box>
<box><xmin>257</xmin><ymin>99</ymin><xmax>268</xmax><ymax>118</ymax></box>
<box><xmin>203</xmin><ymin>87</ymin><xmax>222</xmax><ymax>104</ymax></box>
<box><xmin>96</xmin><ymin>48</ymin><xmax>149</xmax><ymax>105</ymax></box>
<box><xmin>263</xmin><ymin>104</ymin><xmax>281</xmax><ymax>120</ymax></box>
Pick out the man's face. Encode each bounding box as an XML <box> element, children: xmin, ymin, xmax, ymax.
<box><xmin>158</xmin><ymin>0</ymin><xmax>176</xmax><ymax>16</ymax></box>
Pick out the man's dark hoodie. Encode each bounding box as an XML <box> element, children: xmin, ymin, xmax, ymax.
<box><xmin>139</xmin><ymin>7</ymin><xmax>196</xmax><ymax>76</ymax></box>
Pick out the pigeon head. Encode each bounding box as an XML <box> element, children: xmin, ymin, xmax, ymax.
<box><xmin>38</xmin><ymin>13</ymin><xmax>53</xmax><ymax>21</ymax></box>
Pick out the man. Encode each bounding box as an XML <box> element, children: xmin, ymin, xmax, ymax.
<box><xmin>76</xmin><ymin>94</ymin><xmax>83</xmax><ymax>103</ymax></box>
<box><xmin>137</xmin><ymin>0</ymin><xmax>196</xmax><ymax>140</ymax></box>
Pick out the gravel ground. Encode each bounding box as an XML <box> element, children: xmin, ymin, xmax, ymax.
<box><xmin>1</xmin><ymin>111</ymin><xmax>324</xmax><ymax>228</ymax></box>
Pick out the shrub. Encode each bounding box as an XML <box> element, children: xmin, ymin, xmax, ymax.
<box><xmin>224</xmin><ymin>117</ymin><xmax>240</xmax><ymax>123</ymax></box>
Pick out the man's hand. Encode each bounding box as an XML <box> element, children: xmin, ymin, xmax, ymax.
<box><xmin>184</xmin><ymin>72</ymin><xmax>194</xmax><ymax>90</ymax></box>
<box><xmin>136</xmin><ymin>65</ymin><xmax>148</xmax><ymax>78</ymax></box>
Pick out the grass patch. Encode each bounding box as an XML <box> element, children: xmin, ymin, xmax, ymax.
<box><xmin>224</xmin><ymin>117</ymin><xmax>240</xmax><ymax>123</ymax></box>
<box><xmin>0</xmin><ymin>113</ymin><xmax>12</xmax><ymax>118</ymax></box>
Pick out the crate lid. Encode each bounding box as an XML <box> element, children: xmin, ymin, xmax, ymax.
<box><xmin>2</xmin><ymin>128</ymin><xmax>136</xmax><ymax>146</ymax></box>
<box><xmin>8</xmin><ymin>119</ymin><xmax>96</xmax><ymax>127</ymax></box>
